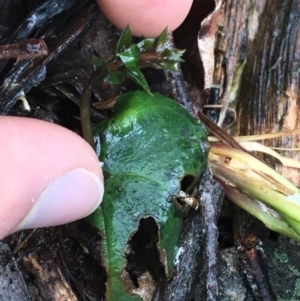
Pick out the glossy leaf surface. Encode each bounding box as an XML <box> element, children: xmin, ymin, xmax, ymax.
<box><xmin>90</xmin><ymin>91</ymin><xmax>208</xmax><ymax>301</ymax></box>
<box><xmin>116</xmin><ymin>25</ymin><xmax>132</xmax><ymax>55</ymax></box>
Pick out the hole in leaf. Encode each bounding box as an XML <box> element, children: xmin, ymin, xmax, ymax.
<box><xmin>125</xmin><ymin>217</ymin><xmax>166</xmax><ymax>287</ymax></box>
<box><xmin>180</xmin><ymin>174</ymin><xmax>195</xmax><ymax>193</ymax></box>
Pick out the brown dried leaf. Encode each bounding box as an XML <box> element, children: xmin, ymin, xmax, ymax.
<box><xmin>197</xmin><ymin>0</ymin><xmax>222</xmax><ymax>90</ymax></box>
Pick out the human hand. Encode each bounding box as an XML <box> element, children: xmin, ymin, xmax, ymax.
<box><xmin>0</xmin><ymin>117</ymin><xmax>104</xmax><ymax>239</ymax></box>
<box><xmin>0</xmin><ymin>0</ymin><xmax>192</xmax><ymax>239</ymax></box>
<box><xmin>97</xmin><ymin>0</ymin><xmax>193</xmax><ymax>37</ymax></box>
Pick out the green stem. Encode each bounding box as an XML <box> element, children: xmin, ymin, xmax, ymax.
<box><xmin>80</xmin><ymin>60</ymin><xmax>124</xmax><ymax>148</ymax></box>
<box><xmin>80</xmin><ymin>68</ymin><xmax>103</xmax><ymax>149</ymax></box>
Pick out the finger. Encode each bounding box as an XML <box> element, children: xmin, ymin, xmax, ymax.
<box><xmin>97</xmin><ymin>0</ymin><xmax>193</xmax><ymax>37</ymax></box>
<box><xmin>0</xmin><ymin>117</ymin><xmax>104</xmax><ymax>238</ymax></box>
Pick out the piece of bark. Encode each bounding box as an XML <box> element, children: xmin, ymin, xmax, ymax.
<box><xmin>215</xmin><ymin>0</ymin><xmax>300</xmax><ymax>186</ymax></box>
<box><xmin>0</xmin><ymin>1</ymin><xmax>98</xmax><ymax>114</ymax></box>
<box><xmin>0</xmin><ymin>39</ymin><xmax>48</xmax><ymax>60</ymax></box>
<box><xmin>219</xmin><ymin>247</ymin><xmax>254</xmax><ymax>301</ymax></box>
<box><xmin>22</xmin><ymin>255</ymin><xmax>78</xmax><ymax>301</ymax></box>
<box><xmin>152</xmin><ymin>207</ymin><xmax>203</xmax><ymax>301</ymax></box>
<box><xmin>152</xmin><ymin>169</ymin><xmax>224</xmax><ymax>301</ymax></box>
<box><xmin>234</xmin><ymin>209</ymin><xmax>277</xmax><ymax>301</ymax></box>
<box><xmin>197</xmin><ymin>169</ymin><xmax>224</xmax><ymax>301</ymax></box>
<box><xmin>0</xmin><ymin>242</ymin><xmax>31</xmax><ymax>301</ymax></box>
<box><xmin>161</xmin><ymin>34</ymin><xmax>196</xmax><ymax>117</ymax></box>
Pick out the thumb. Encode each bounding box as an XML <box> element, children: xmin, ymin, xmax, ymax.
<box><xmin>97</xmin><ymin>0</ymin><xmax>193</xmax><ymax>37</ymax></box>
<box><xmin>0</xmin><ymin>117</ymin><xmax>104</xmax><ymax>239</ymax></box>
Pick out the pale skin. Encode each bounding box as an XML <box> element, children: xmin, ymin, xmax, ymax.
<box><xmin>0</xmin><ymin>0</ymin><xmax>192</xmax><ymax>239</ymax></box>
<box><xmin>97</xmin><ymin>0</ymin><xmax>193</xmax><ymax>37</ymax></box>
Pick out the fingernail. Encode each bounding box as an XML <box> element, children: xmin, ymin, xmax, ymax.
<box><xmin>16</xmin><ymin>168</ymin><xmax>104</xmax><ymax>230</ymax></box>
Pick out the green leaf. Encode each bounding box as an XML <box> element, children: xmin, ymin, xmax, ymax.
<box><xmin>135</xmin><ymin>28</ymin><xmax>167</xmax><ymax>53</ymax></box>
<box><xmin>153</xmin><ymin>27</ymin><xmax>168</xmax><ymax>52</ymax></box>
<box><xmin>153</xmin><ymin>48</ymin><xmax>185</xmax><ymax>71</ymax></box>
<box><xmin>136</xmin><ymin>38</ymin><xmax>155</xmax><ymax>52</ymax></box>
<box><xmin>116</xmin><ymin>25</ymin><xmax>132</xmax><ymax>55</ymax></box>
<box><xmin>105</xmin><ymin>69</ymin><xmax>126</xmax><ymax>85</ymax></box>
<box><xmin>117</xmin><ymin>44</ymin><xmax>140</xmax><ymax>70</ymax></box>
<box><xmin>90</xmin><ymin>91</ymin><xmax>208</xmax><ymax>301</ymax></box>
<box><xmin>160</xmin><ymin>48</ymin><xmax>185</xmax><ymax>63</ymax></box>
<box><xmin>91</xmin><ymin>56</ymin><xmax>109</xmax><ymax>71</ymax></box>
<box><xmin>126</xmin><ymin>68</ymin><xmax>151</xmax><ymax>94</ymax></box>
<box><xmin>117</xmin><ymin>45</ymin><xmax>151</xmax><ymax>93</ymax></box>
<box><xmin>154</xmin><ymin>61</ymin><xmax>180</xmax><ymax>72</ymax></box>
